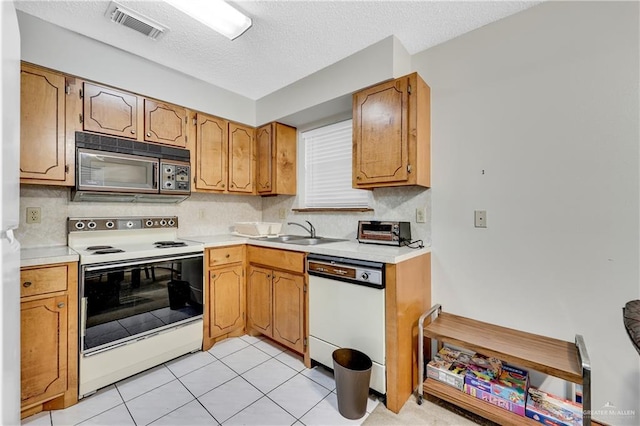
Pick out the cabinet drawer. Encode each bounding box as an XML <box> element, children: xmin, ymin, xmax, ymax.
<box><xmin>247</xmin><ymin>246</ymin><xmax>305</xmax><ymax>274</ymax></box>
<box><xmin>20</xmin><ymin>265</ymin><xmax>68</xmax><ymax>297</ymax></box>
<box><xmin>208</xmin><ymin>245</ymin><xmax>244</xmax><ymax>267</ymax></box>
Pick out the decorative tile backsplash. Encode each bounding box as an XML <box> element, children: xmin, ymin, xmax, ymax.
<box><xmin>262</xmin><ymin>186</ymin><xmax>431</xmax><ymax>245</ymax></box>
<box><xmin>17</xmin><ymin>185</ymin><xmax>262</xmax><ymax>248</ymax></box>
<box><xmin>17</xmin><ymin>185</ymin><xmax>430</xmax><ymax>248</ymax></box>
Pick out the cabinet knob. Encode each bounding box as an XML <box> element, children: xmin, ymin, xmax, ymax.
<box><xmin>225</xmin><ymin>254</ymin><xmax>230</xmax><ymax>258</ymax></box>
<box><xmin>212</xmin><ymin>274</ymin><xmax>216</xmax><ymax>279</ymax></box>
<box><xmin>23</xmin><ymin>281</ymin><xmax>32</xmax><ymax>288</ymax></box>
<box><xmin>221</xmin><ymin>184</ymin><xmax>225</xmax><ymax>188</ymax></box>
<box><xmin>356</xmin><ymin>176</ymin><xmax>362</xmax><ymax>180</ymax></box>
<box><xmin>146</xmin><ymin>132</ymin><xmax>151</xmax><ymax>137</ymax></box>
<box><xmin>230</xmin><ymin>184</ymin><xmax>235</xmax><ymax>188</ymax></box>
<box><xmin>130</xmin><ymin>130</ymin><xmax>135</xmax><ymax>134</ymax></box>
<box><xmin>57</xmin><ymin>302</ymin><xmax>65</xmax><ymax>308</ymax></box>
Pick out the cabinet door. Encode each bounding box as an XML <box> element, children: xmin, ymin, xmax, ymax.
<box><xmin>208</xmin><ymin>265</ymin><xmax>245</xmax><ymax>339</ymax></box>
<box><xmin>247</xmin><ymin>266</ymin><xmax>272</xmax><ymax>336</ymax></box>
<box><xmin>20</xmin><ymin>65</ymin><xmax>67</xmax><ymax>182</ymax></box>
<box><xmin>272</xmin><ymin>271</ymin><xmax>305</xmax><ymax>353</ymax></box>
<box><xmin>353</xmin><ymin>77</ymin><xmax>409</xmax><ymax>186</ymax></box>
<box><xmin>228</xmin><ymin>123</ymin><xmax>254</xmax><ymax>193</ymax></box>
<box><xmin>21</xmin><ymin>295</ymin><xmax>68</xmax><ymax>407</ymax></box>
<box><xmin>195</xmin><ymin>114</ymin><xmax>228</xmax><ymax>191</ymax></box>
<box><xmin>144</xmin><ymin>99</ymin><xmax>186</xmax><ymax>147</ymax></box>
<box><xmin>83</xmin><ymin>82</ymin><xmax>138</xmax><ymax>139</ymax></box>
<box><xmin>256</xmin><ymin>124</ymin><xmax>273</xmax><ymax>194</ymax></box>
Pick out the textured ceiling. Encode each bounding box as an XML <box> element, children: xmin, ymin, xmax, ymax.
<box><xmin>14</xmin><ymin>0</ymin><xmax>541</xmax><ymax>100</ymax></box>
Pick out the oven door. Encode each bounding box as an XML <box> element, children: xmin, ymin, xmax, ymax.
<box><xmin>77</xmin><ymin>148</ymin><xmax>159</xmax><ymax>193</ymax></box>
<box><xmin>80</xmin><ymin>253</ymin><xmax>203</xmax><ymax>354</ymax></box>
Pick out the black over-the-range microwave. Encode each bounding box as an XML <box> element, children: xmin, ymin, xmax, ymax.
<box><xmin>71</xmin><ymin>132</ymin><xmax>191</xmax><ymax>203</ymax></box>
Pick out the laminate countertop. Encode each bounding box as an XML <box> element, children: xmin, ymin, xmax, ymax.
<box><xmin>19</xmin><ymin>235</ymin><xmax>430</xmax><ymax>267</ymax></box>
<box><xmin>21</xmin><ymin>246</ymin><xmax>80</xmax><ymax>268</ymax></box>
<box><xmin>183</xmin><ymin>234</ymin><xmax>430</xmax><ymax>264</ymax></box>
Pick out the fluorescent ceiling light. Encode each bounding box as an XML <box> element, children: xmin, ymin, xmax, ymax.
<box><xmin>165</xmin><ymin>0</ymin><xmax>252</xmax><ymax>40</ymax></box>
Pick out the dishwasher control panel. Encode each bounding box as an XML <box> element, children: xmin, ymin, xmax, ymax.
<box><xmin>307</xmin><ymin>254</ymin><xmax>384</xmax><ymax>288</ymax></box>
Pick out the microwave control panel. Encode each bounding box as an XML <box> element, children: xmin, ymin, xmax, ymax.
<box><xmin>160</xmin><ymin>162</ymin><xmax>190</xmax><ymax>193</ymax></box>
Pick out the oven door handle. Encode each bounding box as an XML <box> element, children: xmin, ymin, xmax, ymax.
<box><xmin>80</xmin><ymin>296</ymin><xmax>87</xmax><ymax>341</ymax></box>
<box><xmin>83</xmin><ymin>253</ymin><xmax>203</xmax><ymax>272</ymax></box>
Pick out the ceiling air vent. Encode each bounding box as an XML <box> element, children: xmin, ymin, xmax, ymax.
<box><xmin>105</xmin><ymin>1</ymin><xmax>168</xmax><ymax>40</ymax></box>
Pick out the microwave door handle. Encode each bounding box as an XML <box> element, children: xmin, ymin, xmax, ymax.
<box><xmin>152</xmin><ymin>162</ymin><xmax>159</xmax><ymax>190</ymax></box>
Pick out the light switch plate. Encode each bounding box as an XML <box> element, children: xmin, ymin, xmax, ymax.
<box><xmin>416</xmin><ymin>207</ymin><xmax>426</xmax><ymax>223</ymax></box>
<box><xmin>278</xmin><ymin>208</ymin><xmax>286</xmax><ymax>219</ymax></box>
<box><xmin>474</xmin><ymin>210</ymin><xmax>487</xmax><ymax>228</ymax></box>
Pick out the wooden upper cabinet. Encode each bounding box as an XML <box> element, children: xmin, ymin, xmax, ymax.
<box><xmin>20</xmin><ymin>64</ymin><xmax>68</xmax><ymax>183</ymax></box>
<box><xmin>228</xmin><ymin>122</ymin><xmax>255</xmax><ymax>193</ymax></box>
<box><xmin>353</xmin><ymin>72</ymin><xmax>430</xmax><ymax>189</ymax></box>
<box><xmin>256</xmin><ymin>124</ymin><xmax>273</xmax><ymax>193</ymax></box>
<box><xmin>191</xmin><ymin>112</ymin><xmax>228</xmax><ymax>191</ymax></box>
<box><xmin>144</xmin><ymin>99</ymin><xmax>186</xmax><ymax>147</ymax></box>
<box><xmin>82</xmin><ymin>82</ymin><xmax>138</xmax><ymax>139</ymax></box>
<box><xmin>256</xmin><ymin>123</ymin><xmax>297</xmax><ymax>195</ymax></box>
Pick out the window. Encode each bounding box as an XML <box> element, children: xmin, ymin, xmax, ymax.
<box><xmin>301</xmin><ymin>120</ymin><xmax>369</xmax><ymax>209</ymax></box>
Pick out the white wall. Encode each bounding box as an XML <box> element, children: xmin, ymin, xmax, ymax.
<box><xmin>1</xmin><ymin>1</ymin><xmax>22</xmax><ymax>424</ymax></box>
<box><xmin>256</xmin><ymin>35</ymin><xmax>410</xmax><ymax>126</ymax></box>
<box><xmin>413</xmin><ymin>1</ymin><xmax>639</xmax><ymax>424</ymax></box>
<box><xmin>17</xmin><ymin>12</ymin><xmax>255</xmax><ymax>125</ymax></box>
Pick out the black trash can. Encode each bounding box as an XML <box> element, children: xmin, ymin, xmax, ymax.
<box><xmin>332</xmin><ymin>348</ymin><xmax>372</xmax><ymax>420</ymax></box>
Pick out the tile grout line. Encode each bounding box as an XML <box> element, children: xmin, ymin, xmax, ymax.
<box><xmin>113</xmin><ymin>385</ymin><xmax>138</xmax><ymax>426</ymax></box>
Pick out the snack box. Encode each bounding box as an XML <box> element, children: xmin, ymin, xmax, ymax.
<box><xmin>526</xmin><ymin>388</ymin><xmax>583</xmax><ymax>426</ymax></box>
<box><xmin>464</xmin><ymin>384</ymin><xmax>525</xmax><ymax>416</ymax></box>
<box><xmin>465</xmin><ymin>364</ymin><xmax>529</xmax><ymax>408</ymax></box>
<box><xmin>466</xmin><ymin>353</ymin><xmax>503</xmax><ymax>380</ymax></box>
<box><xmin>427</xmin><ymin>359</ymin><xmax>467</xmax><ymax>391</ymax></box>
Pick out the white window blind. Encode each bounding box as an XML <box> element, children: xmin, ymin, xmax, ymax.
<box><xmin>302</xmin><ymin>120</ymin><xmax>369</xmax><ymax>208</ymax></box>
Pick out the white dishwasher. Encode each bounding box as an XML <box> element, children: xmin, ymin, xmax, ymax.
<box><xmin>307</xmin><ymin>254</ymin><xmax>386</xmax><ymax>395</ymax></box>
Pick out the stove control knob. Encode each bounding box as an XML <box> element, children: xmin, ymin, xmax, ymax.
<box><xmin>145</xmin><ymin>220</ymin><xmax>154</xmax><ymax>228</ymax></box>
<box><xmin>87</xmin><ymin>221</ymin><xmax>97</xmax><ymax>229</ymax></box>
<box><xmin>360</xmin><ymin>272</ymin><xmax>369</xmax><ymax>281</ymax></box>
<box><xmin>126</xmin><ymin>221</ymin><xmax>134</xmax><ymax>229</ymax></box>
<box><xmin>160</xmin><ymin>219</ymin><xmax>167</xmax><ymax>226</ymax></box>
<box><xmin>75</xmin><ymin>221</ymin><xmax>85</xmax><ymax>230</ymax></box>
<box><xmin>168</xmin><ymin>219</ymin><xmax>175</xmax><ymax>226</ymax></box>
<box><xmin>105</xmin><ymin>221</ymin><xmax>115</xmax><ymax>229</ymax></box>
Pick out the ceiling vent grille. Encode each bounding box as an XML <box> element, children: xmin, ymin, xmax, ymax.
<box><xmin>105</xmin><ymin>1</ymin><xmax>168</xmax><ymax>40</ymax></box>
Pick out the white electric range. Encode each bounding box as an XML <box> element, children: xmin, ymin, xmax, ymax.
<box><xmin>68</xmin><ymin>217</ymin><xmax>205</xmax><ymax>398</ymax></box>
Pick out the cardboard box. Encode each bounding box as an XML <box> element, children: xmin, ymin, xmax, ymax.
<box><xmin>426</xmin><ymin>346</ymin><xmax>475</xmax><ymax>391</ymax></box>
<box><xmin>427</xmin><ymin>359</ymin><xmax>467</xmax><ymax>391</ymax></box>
<box><xmin>467</xmin><ymin>353</ymin><xmax>503</xmax><ymax>380</ymax></box>
<box><xmin>465</xmin><ymin>364</ymin><xmax>529</xmax><ymax>413</ymax></box>
<box><xmin>465</xmin><ymin>384</ymin><xmax>526</xmax><ymax>416</ymax></box>
<box><xmin>526</xmin><ymin>388</ymin><xmax>583</xmax><ymax>426</ymax></box>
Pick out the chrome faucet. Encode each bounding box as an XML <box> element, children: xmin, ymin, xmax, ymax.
<box><xmin>287</xmin><ymin>220</ymin><xmax>316</xmax><ymax>238</ymax></box>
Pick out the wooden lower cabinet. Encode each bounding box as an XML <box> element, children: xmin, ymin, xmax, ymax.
<box><xmin>21</xmin><ymin>295</ymin><xmax>68</xmax><ymax>407</ymax></box>
<box><xmin>246</xmin><ymin>266</ymin><xmax>272</xmax><ymax>335</ymax></box>
<box><xmin>20</xmin><ymin>262</ymin><xmax>78</xmax><ymax>419</ymax></box>
<box><xmin>203</xmin><ymin>246</ymin><xmax>246</xmax><ymax>350</ymax></box>
<box><xmin>246</xmin><ymin>247</ymin><xmax>308</xmax><ymax>364</ymax></box>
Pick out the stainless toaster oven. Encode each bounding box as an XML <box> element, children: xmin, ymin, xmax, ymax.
<box><xmin>357</xmin><ymin>220</ymin><xmax>411</xmax><ymax>246</ymax></box>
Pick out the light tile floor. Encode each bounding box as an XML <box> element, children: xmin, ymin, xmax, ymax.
<box><xmin>22</xmin><ymin>335</ymin><xmax>380</xmax><ymax>426</ymax></box>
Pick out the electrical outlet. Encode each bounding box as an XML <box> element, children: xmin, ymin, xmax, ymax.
<box><xmin>474</xmin><ymin>210</ymin><xmax>487</xmax><ymax>228</ymax></box>
<box><xmin>278</xmin><ymin>208</ymin><xmax>286</xmax><ymax>219</ymax></box>
<box><xmin>416</xmin><ymin>207</ymin><xmax>426</xmax><ymax>223</ymax></box>
<box><xmin>198</xmin><ymin>209</ymin><xmax>205</xmax><ymax>219</ymax></box>
<box><xmin>26</xmin><ymin>207</ymin><xmax>41</xmax><ymax>224</ymax></box>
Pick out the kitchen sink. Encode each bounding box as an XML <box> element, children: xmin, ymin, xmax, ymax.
<box><xmin>258</xmin><ymin>235</ymin><xmax>348</xmax><ymax>245</ymax></box>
